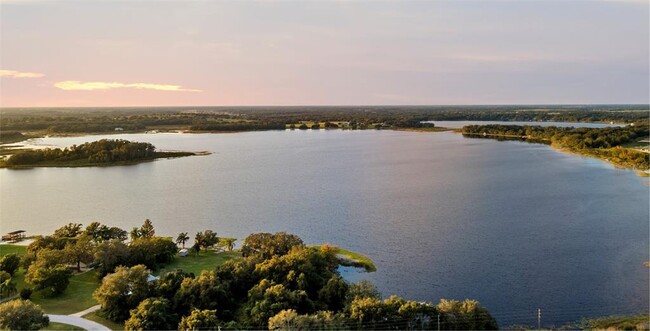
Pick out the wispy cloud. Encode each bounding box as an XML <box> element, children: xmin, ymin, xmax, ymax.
<box><xmin>54</xmin><ymin>81</ymin><xmax>202</xmax><ymax>92</ymax></box>
<box><xmin>0</xmin><ymin>69</ymin><xmax>45</xmax><ymax>78</ymax></box>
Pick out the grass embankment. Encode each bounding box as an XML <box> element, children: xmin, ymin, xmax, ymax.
<box><xmin>46</xmin><ymin>322</ymin><xmax>85</xmax><ymax>331</ymax></box>
<box><xmin>309</xmin><ymin>245</ymin><xmax>376</xmax><ymax>272</ymax></box>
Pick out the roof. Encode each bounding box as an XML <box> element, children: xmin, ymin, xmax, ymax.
<box><xmin>7</xmin><ymin>230</ymin><xmax>25</xmax><ymax>235</ymax></box>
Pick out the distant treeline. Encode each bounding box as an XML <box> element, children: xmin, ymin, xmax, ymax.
<box><xmin>2</xmin><ymin>105</ymin><xmax>647</xmax><ymax>135</ymax></box>
<box><xmin>5</xmin><ymin>139</ymin><xmax>158</xmax><ymax>166</ymax></box>
<box><xmin>462</xmin><ymin>124</ymin><xmax>650</xmax><ymax>169</ymax></box>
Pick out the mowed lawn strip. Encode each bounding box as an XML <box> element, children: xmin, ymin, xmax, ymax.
<box><xmin>82</xmin><ymin>311</ymin><xmax>124</xmax><ymax>331</ymax></box>
<box><xmin>154</xmin><ymin>250</ymin><xmax>242</xmax><ymax>276</ymax></box>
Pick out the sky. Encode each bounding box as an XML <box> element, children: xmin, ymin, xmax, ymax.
<box><xmin>1</xmin><ymin>0</ymin><xmax>648</xmax><ymax>107</ymax></box>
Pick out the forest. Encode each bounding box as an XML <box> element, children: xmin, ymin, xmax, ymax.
<box><xmin>1</xmin><ymin>105</ymin><xmax>647</xmax><ymax>136</ymax></box>
<box><xmin>2</xmin><ymin>139</ymin><xmax>194</xmax><ymax>167</ymax></box>
<box><xmin>461</xmin><ymin>124</ymin><xmax>650</xmax><ymax>170</ymax></box>
<box><xmin>0</xmin><ymin>221</ymin><xmax>499</xmax><ymax>330</ymax></box>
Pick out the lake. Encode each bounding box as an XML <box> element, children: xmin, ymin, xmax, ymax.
<box><xmin>1</xmin><ymin>127</ymin><xmax>648</xmax><ymax>327</ymax></box>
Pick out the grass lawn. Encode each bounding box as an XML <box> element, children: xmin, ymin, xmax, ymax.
<box><xmin>44</xmin><ymin>322</ymin><xmax>85</xmax><ymax>331</ymax></box>
<box><xmin>30</xmin><ymin>270</ymin><xmax>100</xmax><ymax>314</ymax></box>
<box><xmin>154</xmin><ymin>250</ymin><xmax>242</xmax><ymax>276</ymax></box>
<box><xmin>0</xmin><ymin>244</ymin><xmax>27</xmax><ymax>256</ymax></box>
<box><xmin>82</xmin><ymin>311</ymin><xmax>124</xmax><ymax>331</ymax></box>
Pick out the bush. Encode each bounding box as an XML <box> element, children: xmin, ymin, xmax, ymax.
<box><xmin>0</xmin><ymin>299</ymin><xmax>49</xmax><ymax>330</ymax></box>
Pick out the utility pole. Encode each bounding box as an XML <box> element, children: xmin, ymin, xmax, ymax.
<box><xmin>537</xmin><ymin>308</ymin><xmax>541</xmax><ymax>330</ymax></box>
<box><xmin>437</xmin><ymin>314</ymin><xmax>440</xmax><ymax>331</ymax></box>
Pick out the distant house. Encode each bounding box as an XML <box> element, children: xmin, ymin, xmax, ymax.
<box><xmin>114</xmin><ymin>127</ymin><xmax>124</xmax><ymax>131</ymax></box>
<box><xmin>178</xmin><ymin>248</ymin><xmax>189</xmax><ymax>257</ymax></box>
<box><xmin>2</xmin><ymin>230</ymin><xmax>25</xmax><ymax>242</ymax></box>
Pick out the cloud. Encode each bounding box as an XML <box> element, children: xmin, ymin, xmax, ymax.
<box><xmin>54</xmin><ymin>80</ymin><xmax>202</xmax><ymax>92</ymax></box>
<box><xmin>0</xmin><ymin>69</ymin><xmax>45</xmax><ymax>78</ymax></box>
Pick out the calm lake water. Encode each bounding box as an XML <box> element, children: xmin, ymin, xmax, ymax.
<box><xmin>1</xmin><ymin>127</ymin><xmax>648</xmax><ymax>327</ymax></box>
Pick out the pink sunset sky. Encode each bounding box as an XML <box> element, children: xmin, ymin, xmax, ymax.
<box><xmin>1</xmin><ymin>0</ymin><xmax>648</xmax><ymax>107</ymax></box>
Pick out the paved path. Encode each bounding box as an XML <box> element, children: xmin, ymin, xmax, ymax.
<box><xmin>70</xmin><ymin>304</ymin><xmax>101</xmax><ymax>317</ymax></box>
<box><xmin>48</xmin><ymin>314</ymin><xmax>110</xmax><ymax>331</ymax></box>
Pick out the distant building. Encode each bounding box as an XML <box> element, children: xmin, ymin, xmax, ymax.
<box><xmin>114</xmin><ymin>127</ymin><xmax>124</xmax><ymax>131</ymax></box>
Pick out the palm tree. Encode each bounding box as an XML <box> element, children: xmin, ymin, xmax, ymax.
<box><xmin>176</xmin><ymin>232</ymin><xmax>190</xmax><ymax>248</ymax></box>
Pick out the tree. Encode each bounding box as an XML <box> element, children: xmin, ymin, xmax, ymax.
<box><xmin>241</xmin><ymin>232</ymin><xmax>304</xmax><ymax>259</ymax></box>
<box><xmin>195</xmin><ymin>230</ymin><xmax>219</xmax><ymax>252</ymax></box>
<box><xmin>347</xmin><ymin>280</ymin><xmax>381</xmax><ymax>301</ymax></box>
<box><xmin>177</xmin><ymin>232</ymin><xmax>190</xmax><ymax>248</ymax></box>
<box><xmin>268</xmin><ymin>309</ymin><xmax>347</xmax><ymax>331</ymax></box>
<box><xmin>94</xmin><ymin>239</ymin><xmax>130</xmax><ymax>276</ymax></box>
<box><xmin>0</xmin><ymin>278</ymin><xmax>17</xmax><ymax>298</ymax></box>
<box><xmin>125</xmin><ymin>297</ymin><xmax>177</xmax><ymax>331</ymax></box>
<box><xmin>0</xmin><ymin>253</ymin><xmax>21</xmax><ymax>275</ymax></box>
<box><xmin>437</xmin><ymin>299</ymin><xmax>498</xmax><ymax>330</ymax></box>
<box><xmin>85</xmin><ymin>222</ymin><xmax>128</xmax><ymax>242</ymax></box>
<box><xmin>140</xmin><ymin>219</ymin><xmax>156</xmax><ymax>239</ymax></box>
<box><xmin>24</xmin><ymin>264</ymin><xmax>72</xmax><ymax>296</ymax></box>
<box><xmin>318</xmin><ymin>276</ymin><xmax>349</xmax><ymax>312</ymax></box>
<box><xmin>0</xmin><ymin>299</ymin><xmax>49</xmax><ymax>330</ymax></box>
<box><xmin>178</xmin><ymin>309</ymin><xmax>220</xmax><ymax>331</ymax></box>
<box><xmin>93</xmin><ymin>265</ymin><xmax>152</xmax><ymax>322</ymax></box>
<box><xmin>64</xmin><ymin>234</ymin><xmax>95</xmax><ymax>272</ymax></box>
<box><xmin>53</xmin><ymin>223</ymin><xmax>83</xmax><ymax>238</ymax></box>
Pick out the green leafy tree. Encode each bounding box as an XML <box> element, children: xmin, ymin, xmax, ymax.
<box><xmin>178</xmin><ymin>309</ymin><xmax>220</xmax><ymax>331</ymax></box>
<box><xmin>437</xmin><ymin>299</ymin><xmax>498</xmax><ymax>330</ymax></box>
<box><xmin>347</xmin><ymin>280</ymin><xmax>381</xmax><ymax>301</ymax></box>
<box><xmin>195</xmin><ymin>230</ymin><xmax>219</xmax><ymax>252</ymax></box>
<box><xmin>53</xmin><ymin>223</ymin><xmax>83</xmax><ymax>238</ymax></box>
<box><xmin>64</xmin><ymin>233</ymin><xmax>95</xmax><ymax>272</ymax></box>
<box><xmin>24</xmin><ymin>264</ymin><xmax>72</xmax><ymax>296</ymax></box>
<box><xmin>0</xmin><ymin>299</ymin><xmax>49</xmax><ymax>330</ymax></box>
<box><xmin>125</xmin><ymin>297</ymin><xmax>177</xmax><ymax>331</ymax></box>
<box><xmin>93</xmin><ymin>264</ymin><xmax>152</xmax><ymax>322</ymax></box>
<box><xmin>268</xmin><ymin>309</ymin><xmax>347</xmax><ymax>331</ymax></box>
<box><xmin>318</xmin><ymin>276</ymin><xmax>349</xmax><ymax>312</ymax></box>
<box><xmin>94</xmin><ymin>239</ymin><xmax>130</xmax><ymax>276</ymax></box>
<box><xmin>176</xmin><ymin>232</ymin><xmax>190</xmax><ymax>248</ymax></box>
<box><xmin>241</xmin><ymin>232</ymin><xmax>304</xmax><ymax>259</ymax></box>
<box><xmin>140</xmin><ymin>219</ymin><xmax>156</xmax><ymax>239</ymax></box>
<box><xmin>0</xmin><ymin>253</ymin><xmax>21</xmax><ymax>275</ymax></box>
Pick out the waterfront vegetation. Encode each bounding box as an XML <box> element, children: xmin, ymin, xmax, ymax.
<box><xmin>0</xmin><ymin>221</ymin><xmax>502</xmax><ymax>330</ymax></box>
<box><xmin>0</xmin><ymin>139</ymin><xmax>197</xmax><ymax>168</ymax></box>
<box><xmin>462</xmin><ymin>123</ymin><xmax>650</xmax><ymax>170</ymax></box>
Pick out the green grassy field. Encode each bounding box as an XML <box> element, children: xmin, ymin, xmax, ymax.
<box><xmin>31</xmin><ymin>270</ymin><xmax>101</xmax><ymax>314</ymax></box>
<box><xmin>154</xmin><ymin>250</ymin><xmax>242</xmax><ymax>276</ymax></box>
<box><xmin>0</xmin><ymin>244</ymin><xmax>27</xmax><ymax>256</ymax></box>
<box><xmin>45</xmin><ymin>322</ymin><xmax>85</xmax><ymax>331</ymax></box>
<box><xmin>82</xmin><ymin>311</ymin><xmax>123</xmax><ymax>331</ymax></box>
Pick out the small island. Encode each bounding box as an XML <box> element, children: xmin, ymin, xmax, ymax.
<box><xmin>0</xmin><ymin>139</ymin><xmax>201</xmax><ymax>168</ymax></box>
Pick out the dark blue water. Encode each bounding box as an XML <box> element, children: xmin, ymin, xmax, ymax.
<box><xmin>1</xmin><ymin>129</ymin><xmax>648</xmax><ymax>327</ymax></box>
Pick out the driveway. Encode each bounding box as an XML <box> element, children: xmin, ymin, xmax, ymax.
<box><xmin>48</xmin><ymin>314</ymin><xmax>110</xmax><ymax>331</ymax></box>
